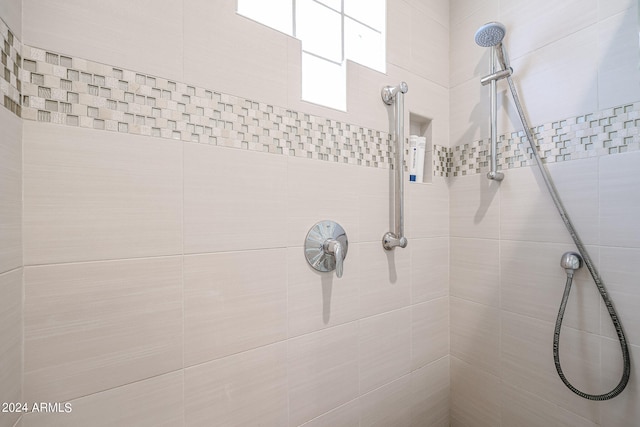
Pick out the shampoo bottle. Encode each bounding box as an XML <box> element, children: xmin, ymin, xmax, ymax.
<box><xmin>415</xmin><ymin>137</ymin><xmax>426</xmax><ymax>183</ymax></box>
<box><xmin>409</xmin><ymin>135</ymin><xmax>418</xmax><ymax>182</ymax></box>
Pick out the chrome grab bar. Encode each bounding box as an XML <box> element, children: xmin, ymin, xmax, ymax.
<box><xmin>381</xmin><ymin>82</ymin><xmax>409</xmax><ymax>251</ymax></box>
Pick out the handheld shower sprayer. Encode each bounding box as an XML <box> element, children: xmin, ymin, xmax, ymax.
<box><xmin>474</xmin><ymin>22</ymin><xmax>512</xmax><ymax>84</ymax></box>
<box><xmin>474</xmin><ymin>21</ymin><xmax>631</xmax><ymax>400</ymax></box>
<box><xmin>475</xmin><ymin>21</ymin><xmax>512</xmax><ymax>181</ymax></box>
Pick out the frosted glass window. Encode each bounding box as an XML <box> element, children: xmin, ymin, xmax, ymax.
<box><xmin>296</xmin><ymin>0</ymin><xmax>342</xmax><ymax>63</ymax></box>
<box><xmin>237</xmin><ymin>0</ymin><xmax>293</xmax><ymax>35</ymax></box>
<box><xmin>302</xmin><ymin>52</ymin><xmax>346</xmax><ymax>111</ymax></box>
<box><xmin>345</xmin><ymin>17</ymin><xmax>385</xmax><ymax>72</ymax></box>
<box><xmin>344</xmin><ymin>0</ymin><xmax>385</xmax><ymax>30</ymax></box>
<box><xmin>238</xmin><ymin>0</ymin><xmax>385</xmax><ymax>111</ymax></box>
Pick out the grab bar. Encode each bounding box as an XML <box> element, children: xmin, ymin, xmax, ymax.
<box><xmin>381</xmin><ymin>82</ymin><xmax>409</xmax><ymax>251</ymax></box>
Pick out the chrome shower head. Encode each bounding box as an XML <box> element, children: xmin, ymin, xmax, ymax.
<box><xmin>474</xmin><ymin>22</ymin><xmax>506</xmax><ymax>47</ymax></box>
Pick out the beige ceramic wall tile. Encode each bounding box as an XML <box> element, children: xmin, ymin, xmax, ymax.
<box><xmin>449</xmin><ymin>173</ymin><xmax>500</xmax><ymax>239</ymax></box>
<box><xmin>22</xmin><ymin>371</ymin><xmax>183</xmax><ymax>427</ymax></box>
<box><xmin>450</xmin><ymin>0</ymin><xmax>498</xmax><ymax>26</ymax></box>
<box><xmin>298</xmin><ymin>400</ymin><xmax>360</xmax><ymax>427</ymax></box>
<box><xmin>286</xmin><ymin>156</ymin><xmax>360</xmax><ymax>246</ymax></box>
<box><xmin>287</xmin><ymin>245</ymin><xmax>360</xmax><ymax>338</ymax></box>
<box><xmin>501</xmin><ymin>311</ymin><xmax>601</xmax><ymax>423</ymax></box>
<box><xmin>183</xmin><ymin>249</ymin><xmax>287</xmax><ymax>367</ymax></box>
<box><xmin>449</xmin><ymin>78</ymin><xmax>490</xmax><ymax>147</ymax></box>
<box><xmin>410</xmin><ymin>357</ymin><xmax>450</xmax><ymax>427</ymax></box>
<box><xmin>183</xmin><ymin>0</ymin><xmax>289</xmax><ymax>106</ymax></box>
<box><xmin>183</xmin><ymin>142</ymin><xmax>287</xmax><ymax>254</ymax></box>
<box><xmin>598</xmin><ymin>0</ymin><xmax>636</xmax><ymax>19</ymax></box>
<box><xmin>0</xmin><ymin>107</ymin><xmax>22</xmax><ymax>274</ymax></box>
<box><xmin>404</xmin><ymin>0</ymin><xmax>449</xmax><ymax>29</ymax></box>
<box><xmin>500</xmin><ymin>240</ymin><xmax>601</xmax><ymax>334</ymax></box>
<box><xmin>449</xmin><ymin>0</ymin><xmax>500</xmax><ymax>88</ymax></box>
<box><xmin>411</xmin><ymin>298</ymin><xmax>449</xmax><ymax>371</ymax></box>
<box><xmin>287</xmin><ymin>323</ymin><xmax>359</xmax><ymax>427</ymax></box>
<box><xmin>23</xmin><ymin>122</ymin><xmax>183</xmax><ymax>265</ymax></box>
<box><xmin>359</xmin><ymin>375</ymin><xmax>412</xmax><ymax>427</ymax></box>
<box><xmin>599</xmin><ymin>246</ymin><xmax>640</xmax><ymax>345</ymax></box>
<box><xmin>600</xmin><ymin>151</ymin><xmax>640</xmax><ymax>248</ymax></box>
<box><xmin>358</xmin><ymin>242</ymin><xmax>411</xmax><ymax>318</ymax></box>
<box><xmin>500</xmin><ymin>159</ymin><xmax>599</xmax><ymax>245</ymax></box>
<box><xmin>501</xmin><ymin>383</ymin><xmax>599</xmax><ymax>427</ymax></box>
<box><xmin>450</xmin><ymin>357</ymin><xmax>501</xmax><ymax>427</ymax></box>
<box><xmin>0</xmin><ymin>0</ymin><xmax>21</xmax><ymax>36</ymax></box>
<box><xmin>599</xmin><ymin>340</ymin><xmax>640</xmax><ymax>426</ymax></box>
<box><xmin>545</xmin><ymin>158</ymin><xmax>600</xmax><ymax>245</ymax></box>
<box><xmin>359</xmin><ymin>308</ymin><xmax>412</xmax><ymax>394</ymax></box>
<box><xmin>0</xmin><ymin>269</ymin><xmax>21</xmax><ymax>427</ymax></box>
<box><xmin>23</xmin><ymin>257</ymin><xmax>183</xmax><ymax>403</ymax></box>
<box><xmin>410</xmin><ymin>9</ymin><xmax>449</xmax><ymax>88</ymax></box>
<box><xmin>386</xmin><ymin>0</ymin><xmax>412</xmax><ymax>72</ymax></box>
<box><xmin>357</xmin><ymin>165</ymin><xmax>393</xmax><ymax>244</ymax></box>
<box><xmin>406</xmin><ymin>177</ymin><xmax>449</xmax><ymax>239</ymax></box>
<box><xmin>597</xmin><ymin>9</ymin><xmax>640</xmax><ymax>109</ymax></box>
<box><xmin>22</xmin><ymin>0</ymin><xmax>183</xmax><ymax>81</ymax></box>
<box><xmin>410</xmin><ymin>237</ymin><xmax>449</xmax><ymax>304</ymax></box>
<box><xmin>500</xmin><ymin>0</ymin><xmax>598</xmax><ymax>60</ymax></box>
<box><xmin>450</xmin><ymin>297</ymin><xmax>500</xmax><ymax>376</ymax></box>
<box><xmin>184</xmin><ymin>343</ymin><xmax>288</xmax><ymax>427</ymax></box>
<box><xmin>450</xmin><ymin>238</ymin><xmax>499</xmax><ymax>307</ymax></box>
<box><xmin>506</xmin><ymin>26</ymin><xmax>599</xmax><ymax>127</ymax></box>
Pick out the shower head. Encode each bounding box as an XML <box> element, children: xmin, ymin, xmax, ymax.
<box><xmin>475</xmin><ymin>22</ymin><xmax>511</xmax><ymax>73</ymax></box>
<box><xmin>474</xmin><ymin>22</ymin><xmax>507</xmax><ymax>47</ymax></box>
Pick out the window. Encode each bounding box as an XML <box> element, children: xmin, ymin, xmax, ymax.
<box><xmin>238</xmin><ymin>0</ymin><xmax>386</xmax><ymax>111</ymax></box>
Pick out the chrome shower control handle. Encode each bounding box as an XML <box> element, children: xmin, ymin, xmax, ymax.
<box><xmin>304</xmin><ymin>221</ymin><xmax>349</xmax><ymax>279</ymax></box>
<box><xmin>324</xmin><ymin>239</ymin><xmax>344</xmax><ymax>278</ymax></box>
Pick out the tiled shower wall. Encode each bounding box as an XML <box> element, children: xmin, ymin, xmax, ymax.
<box><xmin>3</xmin><ymin>1</ymin><xmax>640</xmax><ymax>427</ymax></box>
<box><xmin>1</xmin><ymin>1</ymin><xmax>451</xmax><ymax>427</ymax></box>
<box><xmin>449</xmin><ymin>1</ymin><xmax>640</xmax><ymax>426</ymax></box>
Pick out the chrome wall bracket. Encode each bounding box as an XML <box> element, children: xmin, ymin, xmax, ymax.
<box><xmin>304</xmin><ymin>221</ymin><xmax>348</xmax><ymax>278</ymax></box>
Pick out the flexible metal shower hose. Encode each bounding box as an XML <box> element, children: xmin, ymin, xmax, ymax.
<box><xmin>505</xmin><ymin>75</ymin><xmax>631</xmax><ymax>400</ymax></box>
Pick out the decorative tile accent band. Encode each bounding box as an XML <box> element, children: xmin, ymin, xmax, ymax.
<box><xmin>19</xmin><ymin>44</ymin><xmax>398</xmax><ymax>169</ymax></box>
<box><xmin>450</xmin><ymin>103</ymin><xmax>640</xmax><ymax>177</ymax></box>
<box><xmin>2</xmin><ymin>16</ymin><xmax>639</xmax><ymax>177</ymax></box>
<box><xmin>0</xmin><ymin>18</ymin><xmax>21</xmax><ymax>116</ymax></box>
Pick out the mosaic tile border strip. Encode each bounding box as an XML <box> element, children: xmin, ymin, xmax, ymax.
<box><xmin>18</xmin><ymin>44</ymin><xmax>398</xmax><ymax>169</ymax></box>
<box><xmin>0</xmin><ymin>18</ymin><xmax>21</xmax><ymax>116</ymax></box>
<box><xmin>433</xmin><ymin>144</ymin><xmax>452</xmax><ymax>177</ymax></box>
<box><xmin>450</xmin><ymin>103</ymin><xmax>640</xmax><ymax>177</ymax></box>
<box><xmin>2</xmin><ymin>16</ymin><xmax>639</xmax><ymax>177</ymax></box>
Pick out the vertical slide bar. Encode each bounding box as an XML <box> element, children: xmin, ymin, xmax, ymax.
<box><xmin>487</xmin><ymin>46</ymin><xmax>504</xmax><ymax>181</ymax></box>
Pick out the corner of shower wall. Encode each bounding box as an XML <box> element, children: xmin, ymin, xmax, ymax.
<box><xmin>449</xmin><ymin>2</ymin><xmax>640</xmax><ymax>426</ymax></box>
<box><xmin>0</xmin><ymin>2</ymin><xmax>23</xmax><ymax>427</ymax></box>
